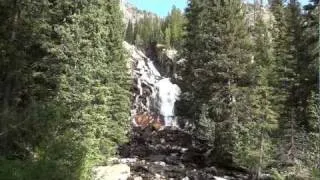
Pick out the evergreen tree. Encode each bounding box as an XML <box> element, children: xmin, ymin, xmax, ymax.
<box><xmin>165</xmin><ymin>27</ymin><xmax>171</xmax><ymax>48</ymax></box>
<box><xmin>179</xmin><ymin>0</ymin><xmax>253</xmax><ymax>166</ymax></box>
<box><xmin>302</xmin><ymin>0</ymin><xmax>320</xmax><ymax>172</ymax></box>
<box><xmin>240</xmin><ymin>2</ymin><xmax>278</xmax><ymax>175</ymax></box>
<box><xmin>0</xmin><ymin>0</ymin><xmax>130</xmax><ymax>179</ymax></box>
<box><xmin>270</xmin><ymin>0</ymin><xmax>299</xmax><ymax>166</ymax></box>
<box><xmin>133</xmin><ymin>13</ymin><xmax>164</xmax><ymax>48</ymax></box>
<box><xmin>269</xmin><ymin>0</ymin><xmax>319</xmax><ymax>177</ymax></box>
<box><xmin>125</xmin><ymin>20</ymin><xmax>135</xmax><ymax>44</ymax></box>
<box><xmin>167</xmin><ymin>6</ymin><xmax>186</xmax><ymax>48</ymax></box>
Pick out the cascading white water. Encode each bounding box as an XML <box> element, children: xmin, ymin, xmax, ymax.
<box><xmin>124</xmin><ymin>42</ymin><xmax>180</xmax><ymax>127</ymax></box>
<box><xmin>154</xmin><ymin>78</ymin><xmax>181</xmax><ymax>126</ymax></box>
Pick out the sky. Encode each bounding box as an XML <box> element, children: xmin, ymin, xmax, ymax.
<box><xmin>127</xmin><ymin>0</ymin><xmax>311</xmax><ymax>17</ymax></box>
<box><xmin>127</xmin><ymin>0</ymin><xmax>188</xmax><ymax>17</ymax></box>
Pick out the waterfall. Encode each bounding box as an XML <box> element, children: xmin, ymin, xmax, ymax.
<box><xmin>154</xmin><ymin>78</ymin><xmax>181</xmax><ymax>126</ymax></box>
<box><xmin>124</xmin><ymin>42</ymin><xmax>180</xmax><ymax>127</ymax></box>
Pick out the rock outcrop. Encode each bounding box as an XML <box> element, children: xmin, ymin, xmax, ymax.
<box><xmin>92</xmin><ymin>164</ymin><xmax>130</xmax><ymax>180</ymax></box>
<box><xmin>118</xmin><ymin>127</ymin><xmax>251</xmax><ymax>180</ymax></box>
<box><xmin>124</xmin><ymin>42</ymin><xmax>180</xmax><ymax>127</ymax></box>
<box><xmin>120</xmin><ymin>0</ymin><xmax>158</xmax><ymax>25</ymax></box>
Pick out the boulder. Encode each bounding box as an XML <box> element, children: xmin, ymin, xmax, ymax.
<box><xmin>133</xmin><ymin>176</ymin><xmax>143</xmax><ymax>180</ymax></box>
<box><xmin>92</xmin><ymin>164</ymin><xmax>130</xmax><ymax>180</ymax></box>
<box><xmin>214</xmin><ymin>177</ymin><xmax>228</xmax><ymax>180</ymax></box>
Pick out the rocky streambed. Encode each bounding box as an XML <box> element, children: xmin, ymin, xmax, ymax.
<box><xmin>112</xmin><ymin>127</ymin><xmax>252</xmax><ymax>180</ymax></box>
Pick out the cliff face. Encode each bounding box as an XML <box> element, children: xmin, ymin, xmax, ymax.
<box><xmin>123</xmin><ymin>42</ymin><xmax>181</xmax><ymax>127</ymax></box>
<box><xmin>120</xmin><ymin>0</ymin><xmax>159</xmax><ymax>25</ymax></box>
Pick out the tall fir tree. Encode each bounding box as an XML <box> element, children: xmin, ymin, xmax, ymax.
<box><xmin>0</xmin><ymin>0</ymin><xmax>130</xmax><ymax>179</ymax></box>
<box><xmin>167</xmin><ymin>6</ymin><xmax>186</xmax><ymax>48</ymax></box>
<box><xmin>241</xmin><ymin>1</ymin><xmax>278</xmax><ymax>175</ymax></box>
<box><xmin>125</xmin><ymin>20</ymin><xmax>135</xmax><ymax>44</ymax></box>
<box><xmin>303</xmin><ymin>0</ymin><xmax>320</xmax><ymax>172</ymax></box>
<box><xmin>270</xmin><ymin>0</ymin><xmax>299</xmax><ymax>166</ymax></box>
<box><xmin>179</xmin><ymin>0</ymin><xmax>253</xmax><ymax>166</ymax></box>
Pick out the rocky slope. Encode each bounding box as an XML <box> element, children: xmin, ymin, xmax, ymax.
<box><xmin>124</xmin><ymin>42</ymin><xmax>180</xmax><ymax>126</ymax></box>
<box><xmin>93</xmin><ymin>126</ymin><xmax>275</xmax><ymax>180</ymax></box>
<box><xmin>119</xmin><ymin>127</ymin><xmax>252</xmax><ymax>180</ymax></box>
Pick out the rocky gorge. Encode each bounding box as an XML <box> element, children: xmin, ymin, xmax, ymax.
<box><xmin>92</xmin><ymin>42</ymin><xmax>273</xmax><ymax>180</ymax></box>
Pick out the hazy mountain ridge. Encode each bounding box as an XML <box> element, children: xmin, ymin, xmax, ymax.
<box><xmin>120</xmin><ymin>0</ymin><xmax>159</xmax><ymax>25</ymax></box>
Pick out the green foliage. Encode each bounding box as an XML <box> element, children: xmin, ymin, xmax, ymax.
<box><xmin>164</xmin><ymin>27</ymin><xmax>171</xmax><ymax>48</ymax></box>
<box><xmin>179</xmin><ymin>0</ymin><xmax>254</xmax><ymax>166</ymax></box>
<box><xmin>312</xmin><ymin>168</ymin><xmax>320</xmax><ymax>179</ymax></box>
<box><xmin>235</xmin><ymin>3</ymin><xmax>279</xmax><ymax>173</ymax></box>
<box><xmin>128</xmin><ymin>5</ymin><xmax>185</xmax><ymax>50</ymax></box>
<box><xmin>125</xmin><ymin>21</ymin><xmax>135</xmax><ymax>44</ymax></box>
<box><xmin>305</xmin><ymin>92</ymin><xmax>320</xmax><ymax>169</ymax></box>
<box><xmin>178</xmin><ymin>0</ymin><xmax>319</xmax><ymax>176</ymax></box>
<box><xmin>132</xmin><ymin>13</ymin><xmax>163</xmax><ymax>48</ymax></box>
<box><xmin>271</xmin><ymin>169</ymin><xmax>286</xmax><ymax>180</ymax></box>
<box><xmin>197</xmin><ymin>104</ymin><xmax>215</xmax><ymax>143</ymax></box>
<box><xmin>165</xmin><ymin>6</ymin><xmax>186</xmax><ymax>48</ymax></box>
<box><xmin>0</xmin><ymin>0</ymin><xmax>130</xmax><ymax>179</ymax></box>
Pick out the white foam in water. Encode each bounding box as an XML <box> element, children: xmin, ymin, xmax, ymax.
<box><xmin>155</xmin><ymin>78</ymin><xmax>181</xmax><ymax>126</ymax></box>
<box><xmin>124</xmin><ymin>42</ymin><xmax>181</xmax><ymax>127</ymax></box>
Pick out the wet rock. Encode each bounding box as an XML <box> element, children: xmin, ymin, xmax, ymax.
<box><xmin>119</xmin><ymin>125</ymin><xmax>251</xmax><ymax>180</ymax></box>
<box><xmin>259</xmin><ymin>174</ymin><xmax>273</xmax><ymax>180</ymax></box>
<box><xmin>164</xmin><ymin>154</ymin><xmax>180</xmax><ymax>165</ymax></box>
<box><xmin>154</xmin><ymin>161</ymin><xmax>166</xmax><ymax>166</ymax></box>
<box><xmin>205</xmin><ymin>166</ymin><xmax>218</xmax><ymax>175</ymax></box>
<box><xmin>108</xmin><ymin>157</ymin><xmax>137</xmax><ymax>165</ymax></box>
<box><xmin>214</xmin><ymin>177</ymin><xmax>228</xmax><ymax>180</ymax></box>
<box><xmin>119</xmin><ymin>158</ymin><xmax>138</xmax><ymax>164</ymax></box>
<box><xmin>124</xmin><ymin>42</ymin><xmax>181</xmax><ymax>129</ymax></box>
<box><xmin>146</xmin><ymin>154</ymin><xmax>166</xmax><ymax>162</ymax></box>
<box><xmin>155</xmin><ymin>173</ymin><xmax>161</xmax><ymax>179</ymax></box>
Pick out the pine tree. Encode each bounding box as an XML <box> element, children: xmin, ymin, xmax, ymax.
<box><xmin>133</xmin><ymin>13</ymin><xmax>165</xmax><ymax>48</ymax></box>
<box><xmin>0</xmin><ymin>0</ymin><xmax>130</xmax><ymax>179</ymax></box>
<box><xmin>240</xmin><ymin>2</ymin><xmax>278</xmax><ymax>175</ymax></box>
<box><xmin>125</xmin><ymin>20</ymin><xmax>135</xmax><ymax>44</ymax></box>
<box><xmin>165</xmin><ymin>27</ymin><xmax>171</xmax><ymax>48</ymax></box>
<box><xmin>0</xmin><ymin>0</ymin><xmax>56</xmax><ymax>156</ymax></box>
<box><xmin>167</xmin><ymin>6</ymin><xmax>186</xmax><ymax>48</ymax></box>
<box><xmin>269</xmin><ymin>0</ymin><xmax>319</xmax><ymax>177</ymax></box>
<box><xmin>307</xmin><ymin>92</ymin><xmax>320</xmax><ymax>170</ymax></box>
<box><xmin>179</xmin><ymin>0</ymin><xmax>253</xmax><ymax>166</ymax></box>
<box><xmin>302</xmin><ymin>0</ymin><xmax>320</xmax><ymax>172</ymax></box>
<box><xmin>46</xmin><ymin>1</ymin><xmax>130</xmax><ymax>178</ymax></box>
<box><xmin>270</xmin><ymin>0</ymin><xmax>300</xmax><ymax>166</ymax></box>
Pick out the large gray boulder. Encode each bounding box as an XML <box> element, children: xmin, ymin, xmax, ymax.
<box><xmin>92</xmin><ymin>164</ymin><xmax>130</xmax><ymax>180</ymax></box>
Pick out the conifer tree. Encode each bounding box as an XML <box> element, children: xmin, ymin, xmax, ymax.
<box><xmin>0</xmin><ymin>0</ymin><xmax>130</xmax><ymax>179</ymax></box>
<box><xmin>133</xmin><ymin>13</ymin><xmax>165</xmax><ymax>48</ymax></box>
<box><xmin>125</xmin><ymin>20</ymin><xmax>135</xmax><ymax>44</ymax></box>
<box><xmin>240</xmin><ymin>2</ymin><xmax>278</xmax><ymax>175</ymax></box>
<box><xmin>179</xmin><ymin>0</ymin><xmax>253</xmax><ymax>166</ymax></box>
<box><xmin>270</xmin><ymin>0</ymin><xmax>297</xmax><ymax>166</ymax></box>
<box><xmin>165</xmin><ymin>27</ymin><xmax>171</xmax><ymax>48</ymax></box>
<box><xmin>167</xmin><ymin>6</ymin><xmax>185</xmax><ymax>48</ymax></box>
<box><xmin>302</xmin><ymin>0</ymin><xmax>320</xmax><ymax>172</ymax></box>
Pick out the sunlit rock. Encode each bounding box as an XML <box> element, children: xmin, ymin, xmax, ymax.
<box><xmin>92</xmin><ymin>164</ymin><xmax>130</xmax><ymax>180</ymax></box>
